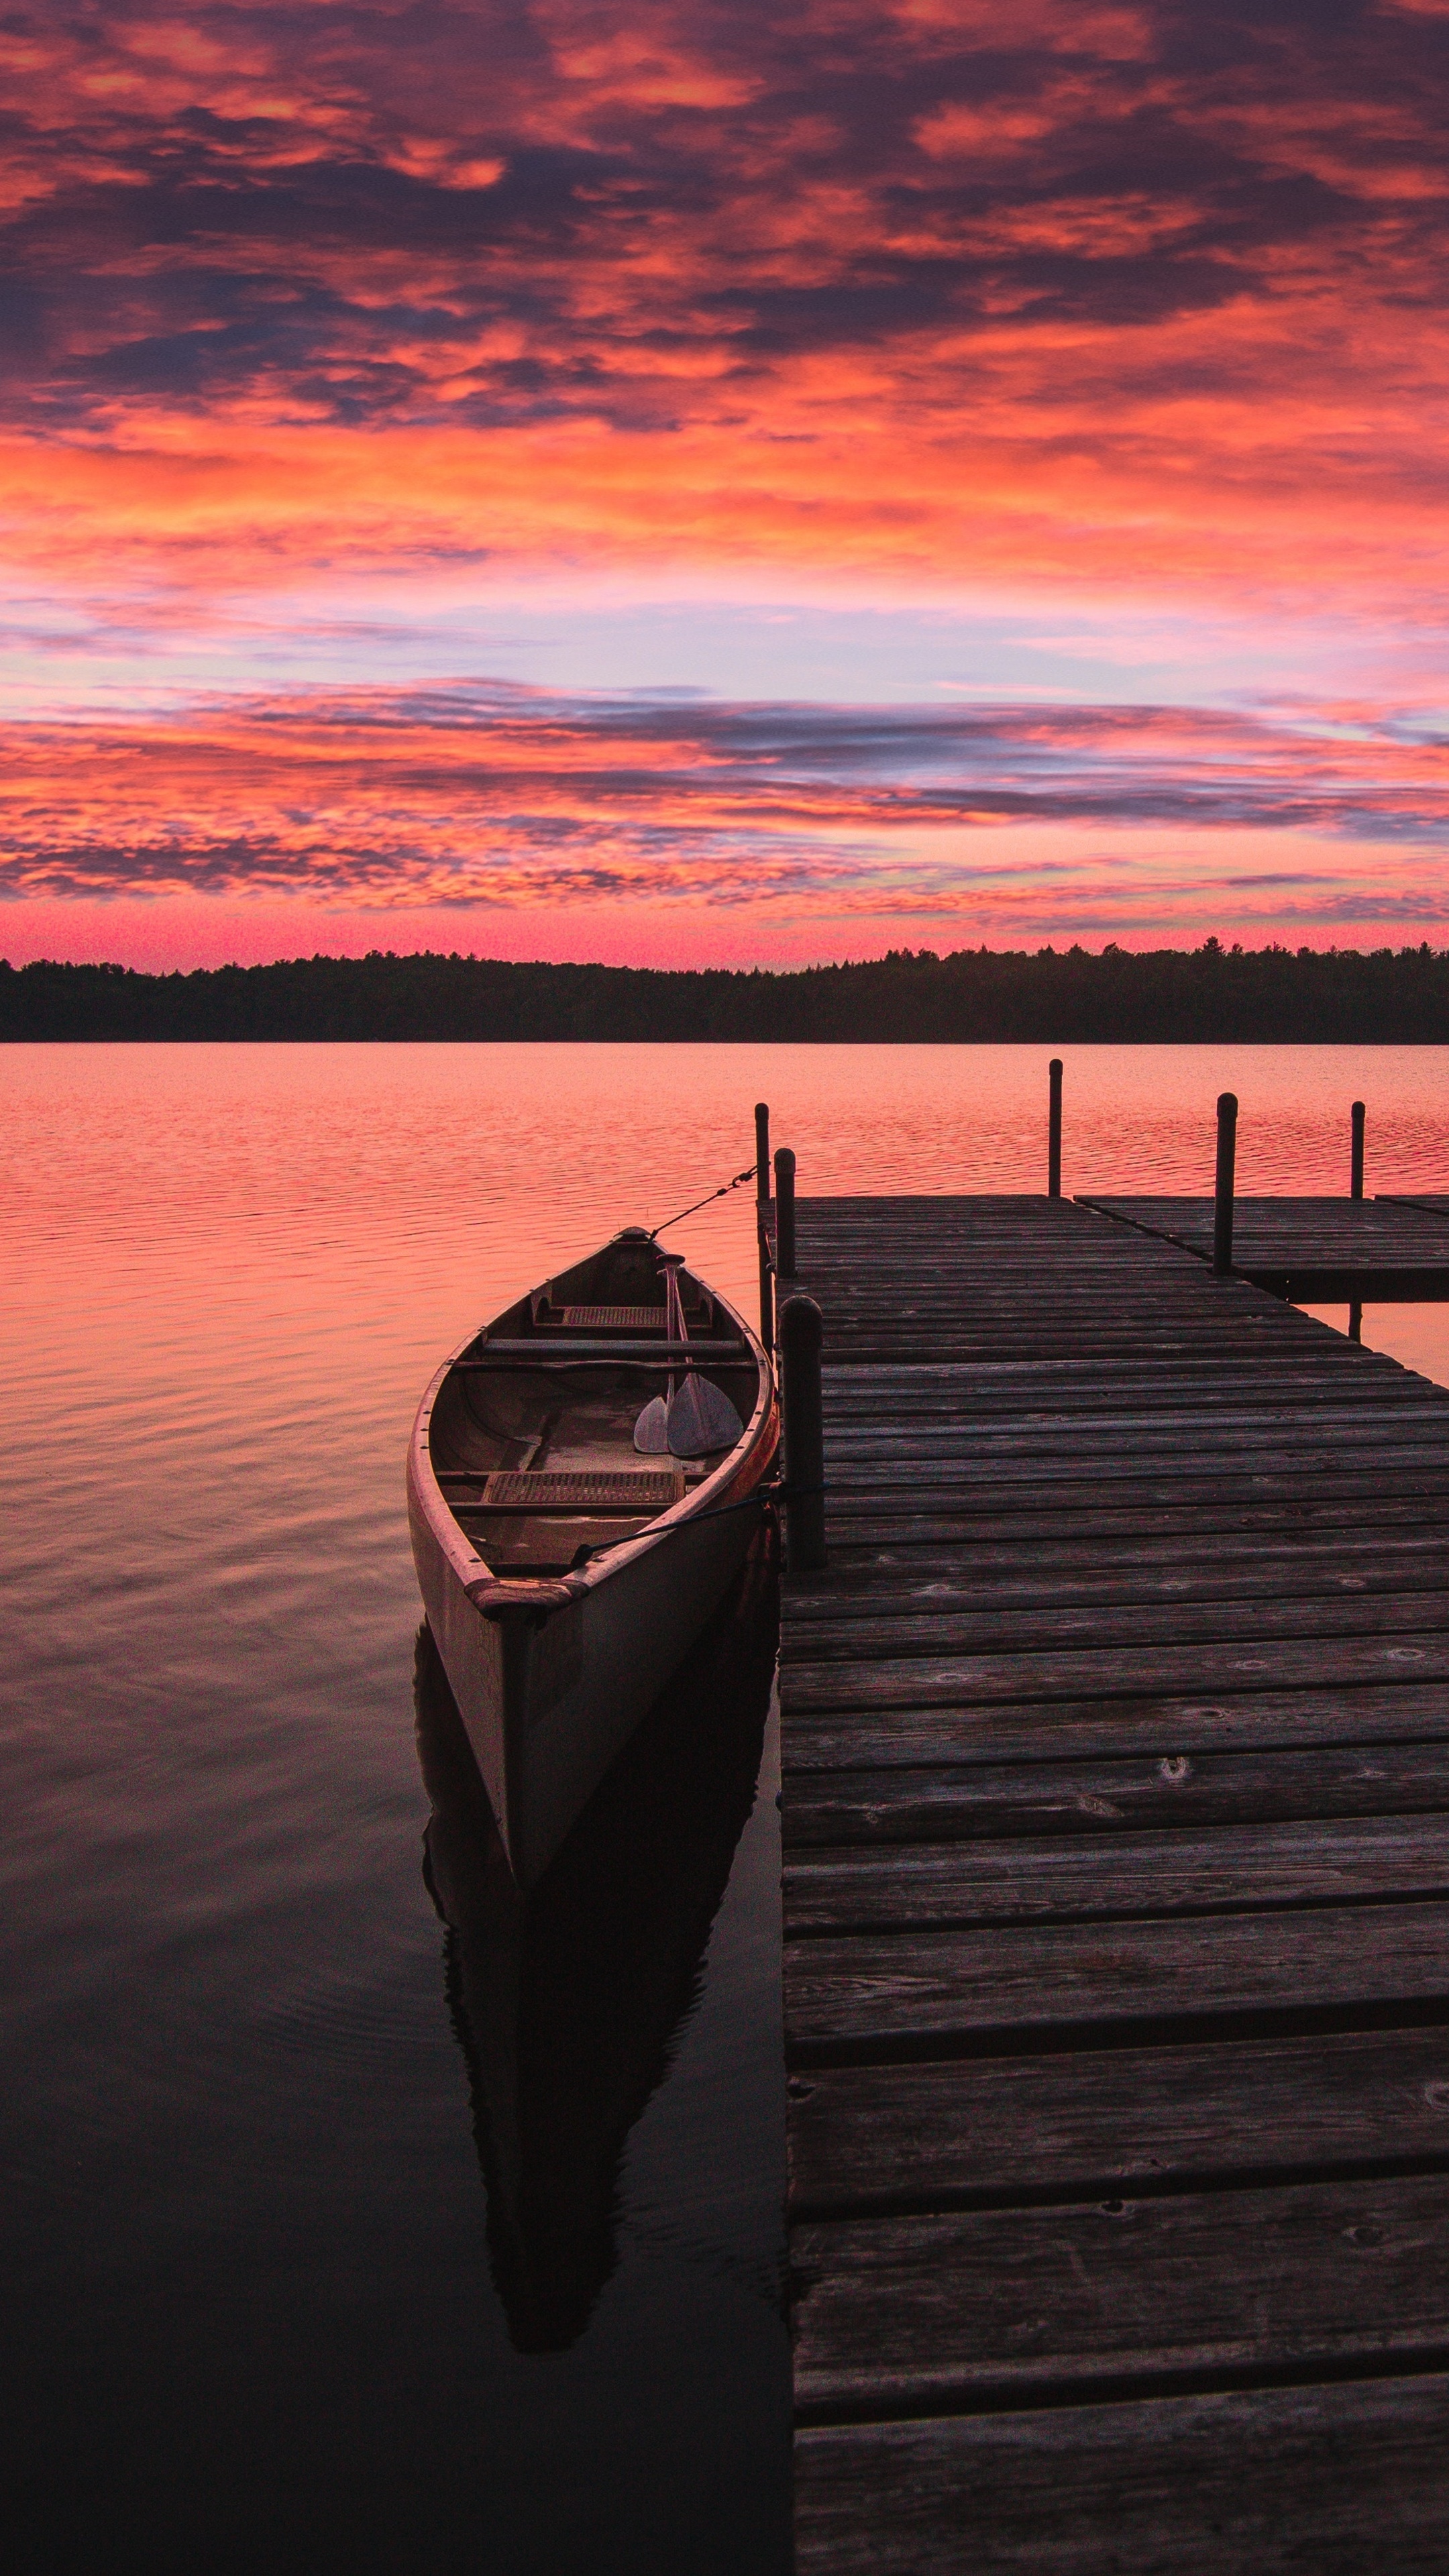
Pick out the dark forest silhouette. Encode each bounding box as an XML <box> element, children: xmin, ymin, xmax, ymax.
<box><xmin>5</xmin><ymin>941</ymin><xmax>1448</xmax><ymax>1041</ymax></box>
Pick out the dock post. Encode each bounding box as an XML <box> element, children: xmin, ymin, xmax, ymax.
<box><xmin>780</xmin><ymin>1294</ymin><xmax>826</xmax><ymax>1569</ymax></box>
<box><xmin>755</xmin><ymin>1102</ymin><xmax>773</xmax><ymax>1355</ymax></box>
<box><xmin>1214</xmin><ymin>1092</ymin><xmax>1238</xmax><ymax>1276</ymax></box>
<box><xmin>775</xmin><ymin>1146</ymin><xmax>797</xmax><ymax>1281</ymax></box>
<box><xmin>1048</xmin><ymin>1058</ymin><xmax>1063</xmax><ymax>1198</ymax></box>
<box><xmin>1351</xmin><ymin>1100</ymin><xmax>1366</xmax><ymax>1201</ymax></box>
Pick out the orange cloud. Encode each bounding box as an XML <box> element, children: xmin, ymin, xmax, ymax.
<box><xmin>3</xmin><ymin>683</ymin><xmax>1447</xmax><ymax>953</ymax></box>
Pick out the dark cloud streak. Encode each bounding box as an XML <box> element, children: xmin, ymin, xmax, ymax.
<box><xmin>3</xmin><ymin>681</ymin><xmax>1446</xmax><ymax>919</ymax></box>
<box><xmin>5</xmin><ymin>1</ymin><xmax>1448</xmax><ymax>427</ymax></box>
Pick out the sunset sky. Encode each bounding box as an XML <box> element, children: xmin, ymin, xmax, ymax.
<box><xmin>5</xmin><ymin>0</ymin><xmax>1449</xmax><ymax>966</ymax></box>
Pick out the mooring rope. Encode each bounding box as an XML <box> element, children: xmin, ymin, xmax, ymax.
<box><xmin>649</xmin><ymin>1163</ymin><xmax>757</xmax><ymax>1239</ymax></box>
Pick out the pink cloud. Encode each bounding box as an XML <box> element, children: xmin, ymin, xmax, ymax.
<box><xmin>3</xmin><ymin>679</ymin><xmax>1448</xmax><ymax>963</ymax></box>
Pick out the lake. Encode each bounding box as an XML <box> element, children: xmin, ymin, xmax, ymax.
<box><xmin>6</xmin><ymin>1040</ymin><xmax>1449</xmax><ymax>2573</ymax></box>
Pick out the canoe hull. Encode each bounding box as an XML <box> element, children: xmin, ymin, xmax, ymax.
<box><xmin>409</xmin><ymin>1471</ymin><xmax>766</xmax><ymax>1886</ymax></box>
<box><xmin>407</xmin><ymin>1249</ymin><xmax>777</xmax><ymax>1886</ymax></box>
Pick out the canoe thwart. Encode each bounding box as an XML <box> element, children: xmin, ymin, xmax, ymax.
<box><xmin>465</xmin><ymin>1338</ymin><xmax>749</xmax><ymax>1362</ymax></box>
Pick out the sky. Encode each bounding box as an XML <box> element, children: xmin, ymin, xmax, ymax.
<box><xmin>4</xmin><ymin>0</ymin><xmax>1449</xmax><ymax>968</ymax></box>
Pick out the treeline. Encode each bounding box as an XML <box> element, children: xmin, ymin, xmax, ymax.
<box><xmin>4</xmin><ymin>941</ymin><xmax>1449</xmax><ymax>1040</ymax></box>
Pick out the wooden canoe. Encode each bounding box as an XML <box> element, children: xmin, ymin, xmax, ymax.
<box><xmin>407</xmin><ymin>1227</ymin><xmax>779</xmax><ymax>1885</ymax></box>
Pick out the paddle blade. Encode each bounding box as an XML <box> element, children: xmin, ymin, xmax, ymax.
<box><xmin>667</xmin><ymin>1373</ymin><xmax>744</xmax><ymax>1458</ymax></box>
<box><xmin>633</xmin><ymin>1394</ymin><xmax>671</xmax><ymax>1453</ymax></box>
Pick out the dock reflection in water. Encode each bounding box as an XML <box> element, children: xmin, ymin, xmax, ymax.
<box><xmin>415</xmin><ymin>1522</ymin><xmax>780</xmax><ymax>2353</ymax></box>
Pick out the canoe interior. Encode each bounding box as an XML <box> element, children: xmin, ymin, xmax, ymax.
<box><xmin>427</xmin><ymin>1230</ymin><xmax>764</xmax><ymax>1576</ymax></box>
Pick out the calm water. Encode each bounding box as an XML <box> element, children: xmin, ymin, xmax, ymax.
<box><xmin>7</xmin><ymin>1041</ymin><xmax>1449</xmax><ymax>2575</ymax></box>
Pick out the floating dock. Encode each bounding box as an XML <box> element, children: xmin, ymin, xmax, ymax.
<box><xmin>777</xmin><ymin>1193</ymin><xmax>1449</xmax><ymax>2571</ymax></box>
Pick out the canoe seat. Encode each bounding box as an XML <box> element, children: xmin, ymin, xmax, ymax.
<box><xmin>530</xmin><ymin>1284</ymin><xmax>714</xmax><ymax>1331</ymax></box>
<box><xmin>464</xmin><ymin>1466</ymin><xmax>686</xmax><ymax>1514</ymax></box>
<box><xmin>554</xmin><ymin>1304</ymin><xmax>667</xmax><ymax>1330</ymax></box>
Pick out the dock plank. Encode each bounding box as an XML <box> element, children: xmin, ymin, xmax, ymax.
<box><xmin>786</xmin><ymin>2028</ymin><xmax>1449</xmax><ymax>2216</ymax></box>
<box><xmin>784</xmin><ymin>1814</ymin><xmax>1449</xmax><ymax>1927</ymax></box>
<box><xmin>792</xmin><ymin>2170</ymin><xmax>1449</xmax><ymax>2414</ymax></box>
<box><xmin>794</xmin><ymin>2379</ymin><xmax>1449</xmax><ymax>2573</ymax></box>
<box><xmin>784</xmin><ymin>1680</ymin><xmax>1449</xmax><ymax>1774</ymax></box>
<box><xmin>785</xmin><ymin>1540</ymin><xmax>1449</xmax><ymax>1617</ymax></box>
<box><xmin>785</xmin><ymin>1900</ymin><xmax>1449</xmax><ymax>2059</ymax></box>
<box><xmin>784</xmin><ymin>1741</ymin><xmax>1449</xmax><ymax>1845</ymax></box>
<box><xmin>781</xmin><ymin>1631</ymin><xmax>1449</xmax><ymax>1714</ymax></box>
<box><xmin>779</xmin><ymin>1588</ymin><xmax>1449</xmax><ymax>1662</ymax></box>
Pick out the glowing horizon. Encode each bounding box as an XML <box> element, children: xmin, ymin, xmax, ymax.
<box><xmin>5</xmin><ymin>0</ymin><xmax>1449</xmax><ymax>967</ymax></box>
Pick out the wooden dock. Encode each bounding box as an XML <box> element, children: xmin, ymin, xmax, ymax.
<box><xmin>1081</xmin><ymin>1193</ymin><xmax>1449</xmax><ymax>1303</ymax></box>
<box><xmin>777</xmin><ymin>1194</ymin><xmax>1449</xmax><ymax>2571</ymax></box>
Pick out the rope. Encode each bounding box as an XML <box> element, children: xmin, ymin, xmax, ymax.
<box><xmin>649</xmin><ymin>1163</ymin><xmax>757</xmax><ymax>1239</ymax></box>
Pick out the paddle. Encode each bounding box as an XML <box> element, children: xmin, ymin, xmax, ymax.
<box><xmin>632</xmin><ymin>1391</ymin><xmax>670</xmax><ymax>1454</ymax></box>
<box><xmin>633</xmin><ymin>1253</ymin><xmax>680</xmax><ymax>1453</ymax></box>
<box><xmin>633</xmin><ymin>1254</ymin><xmax>744</xmax><ymax>1458</ymax></box>
<box><xmin>666</xmin><ymin>1366</ymin><xmax>744</xmax><ymax>1459</ymax></box>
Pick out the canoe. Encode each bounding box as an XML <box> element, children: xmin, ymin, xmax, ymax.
<box><xmin>413</xmin><ymin>1523</ymin><xmax>778</xmax><ymax>2348</ymax></box>
<box><xmin>407</xmin><ymin>1226</ymin><xmax>779</xmax><ymax>1885</ymax></box>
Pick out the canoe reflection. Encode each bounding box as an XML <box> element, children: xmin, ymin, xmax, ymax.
<box><xmin>414</xmin><ymin>1521</ymin><xmax>779</xmax><ymax>2353</ymax></box>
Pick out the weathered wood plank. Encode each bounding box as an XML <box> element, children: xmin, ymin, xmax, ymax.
<box><xmin>784</xmin><ymin>1815</ymin><xmax>1449</xmax><ymax>1928</ymax></box>
<box><xmin>793</xmin><ymin>2171</ymin><xmax>1449</xmax><ymax>2414</ymax></box>
<box><xmin>785</xmin><ymin>1539</ymin><xmax>1449</xmax><ymax>1620</ymax></box>
<box><xmin>782</xmin><ymin>1629</ymin><xmax>1449</xmax><ymax>1714</ymax></box>
<box><xmin>819</xmin><ymin>1494</ymin><xmax>1449</xmax><ymax>1548</ymax></box>
<box><xmin>780</xmin><ymin>1590</ymin><xmax>1449</xmax><ymax>1666</ymax></box>
<box><xmin>822</xmin><ymin>1460</ymin><xmax>1449</xmax><ymax>1509</ymax></box>
<box><xmin>782</xmin><ymin>1681</ymin><xmax>1449</xmax><ymax>1776</ymax></box>
<box><xmin>786</xmin><ymin>2027</ymin><xmax>1449</xmax><ymax>2216</ymax></box>
<box><xmin>794</xmin><ymin>2376</ymin><xmax>1449</xmax><ymax>2574</ymax></box>
<box><xmin>785</xmin><ymin>1900</ymin><xmax>1449</xmax><ymax>2059</ymax></box>
<box><xmin>782</xmin><ymin>1742</ymin><xmax>1449</xmax><ymax>1846</ymax></box>
<box><xmin>826</xmin><ymin>1360</ymin><xmax>1416</xmax><ymax>1380</ymax></box>
<box><xmin>804</xmin><ymin>1350</ymin><xmax>1350</xmax><ymax>1370</ymax></box>
<box><xmin>822</xmin><ymin>1411</ymin><xmax>1449</xmax><ymax>1449</ymax></box>
<box><xmin>829</xmin><ymin>1391</ymin><xmax>1444</xmax><ymax>1431</ymax></box>
<box><xmin>814</xmin><ymin>1432</ymin><xmax>1449</xmax><ymax>1494</ymax></box>
<box><xmin>832</xmin><ymin>1405</ymin><xmax>1443</xmax><ymax>1442</ymax></box>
